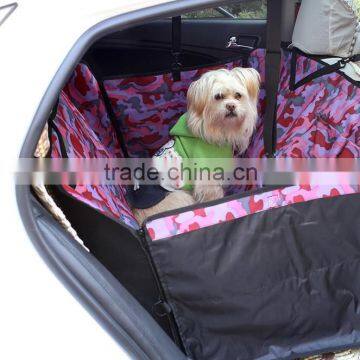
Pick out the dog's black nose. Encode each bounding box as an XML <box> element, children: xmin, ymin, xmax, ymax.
<box><xmin>226</xmin><ymin>103</ymin><xmax>236</xmax><ymax>112</ymax></box>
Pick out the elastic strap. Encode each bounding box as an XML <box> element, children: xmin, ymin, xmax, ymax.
<box><xmin>48</xmin><ymin>99</ymin><xmax>68</xmax><ymax>159</ymax></box>
<box><xmin>82</xmin><ymin>59</ymin><xmax>130</xmax><ymax>157</ymax></box>
<box><xmin>263</xmin><ymin>0</ymin><xmax>283</xmax><ymax>158</ymax></box>
<box><xmin>171</xmin><ymin>16</ymin><xmax>182</xmax><ymax>82</ymax></box>
<box><xmin>290</xmin><ymin>51</ymin><xmax>360</xmax><ymax>90</ymax></box>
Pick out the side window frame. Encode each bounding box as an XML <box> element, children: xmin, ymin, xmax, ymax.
<box><xmin>183</xmin><ymin>1</ymin><xmax>267</xmax><ymax>20</ymax></box>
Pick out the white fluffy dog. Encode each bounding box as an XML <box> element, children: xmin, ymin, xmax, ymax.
<box><xmin>133</xmin><ymin>67</ymin><xmax>260</xmax><ymax>224</ymax></box>
<box><xmin>187</xmin><ymin>67</ymin><xmax>260</xmax><ymax>153</ymax></box>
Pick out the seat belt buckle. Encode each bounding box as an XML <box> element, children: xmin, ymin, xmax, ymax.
<box><xmin>171</xmin><ymin>51</ymin><xmax>182</xmax><ymax>82</ymax></box>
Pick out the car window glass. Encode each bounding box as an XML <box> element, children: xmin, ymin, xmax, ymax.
<box><xmin>184</xmin><ymin>1</ymin><xmax>267</xmax><ymax>20</ymax></box>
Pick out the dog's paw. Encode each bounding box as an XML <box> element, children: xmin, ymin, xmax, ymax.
<box><xmin>193</xmin><ymin>184</ymin><xmax>224</xmax><ymax>203</ymax></box>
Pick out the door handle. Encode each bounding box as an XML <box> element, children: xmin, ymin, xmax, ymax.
<box><xmin>226</xmin><ymin>36</ymin><xmax>254</xmax><ymax>50</ymax></box>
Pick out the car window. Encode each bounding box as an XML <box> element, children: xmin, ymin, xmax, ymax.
<box><xmin>184</xmin><ymin>1</ymin><xmax>267</xmax><ymax>20</ymax></box>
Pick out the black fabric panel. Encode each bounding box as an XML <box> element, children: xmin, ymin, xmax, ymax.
<box><xmin>148</xmin><ymin>194</ymin><xmax>360</xmax><ymax>359</ymax></box>
<box><xmin>85</xmin><ymin>47</ymin><xmax>216</xmax><ymax>79</ymax></box>
<box><xmin>86</xmin><ymin>19</ymin><xmax>266</xmax><ymax>78</ymax></box>
<box><xmin>47</xmin><ymin>185</ymin><xmax>177</xmax><ymax>343</ymax></box>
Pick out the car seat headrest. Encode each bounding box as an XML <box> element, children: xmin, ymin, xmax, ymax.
<box><xmin>292</xmin><ymin>0</ymin><xmax>360</xmax><ymax>58</ymax></box>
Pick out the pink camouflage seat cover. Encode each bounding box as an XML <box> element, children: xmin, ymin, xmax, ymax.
<box><xmin>276</xmin><ymin>49</ymin><xmax>360</xmax><ymax>158</ymax></box>
<box><xmin>50</xmin><ymin>49</ymin><xmax>359</xmax><ymax>232</ymax></box>
<box><xmin>104</xmin><ymin>59</ymin><xmax>245</xmax><ymax>157</ymax></box>
<box><xmin>50</xmin><ymin>63</ymin><xmax>138</xmax><ymax>229</ymax></box>
<box><xmin>146</xmin><ymin>184</ymin><xmax>359</xmax><ymax>241</ymax></box>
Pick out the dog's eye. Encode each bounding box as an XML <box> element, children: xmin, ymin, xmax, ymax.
<box><xmin>214</xmin><ymin>93</ymin><xmax>224</xmax><ymax>100</ymax></box>
<box><xmin>235</xmin><ymin>92</ymin><xmax>242</xmax><ymax>100</ymax></box>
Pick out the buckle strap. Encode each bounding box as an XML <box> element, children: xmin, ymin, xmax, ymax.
<box><xmin>263</xmin><ymin>0</ymin><xmax>283</xmax><ymax>158</ymax></box>
<box><xmin>171</xmin><ymin>16</ymin><xmax>182</xmax><ymax>82</ymax></box>
<box><xmin>290</xmin><ymin>52</ymin><xmax>360</xmax><ymax>91</ymax></box>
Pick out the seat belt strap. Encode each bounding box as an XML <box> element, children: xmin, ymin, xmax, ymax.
<box><xmin>263</xmin><ymin>0</ymin><xmax>282</xmax><ymax>157</ymax></box>
<box><xmin>171</xmin><ymin>16</ymin><xmax>182</xmax><ymax>82</ymax></box>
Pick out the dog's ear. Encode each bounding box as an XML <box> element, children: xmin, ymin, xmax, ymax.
<box><xmin>232</xmin><ymin>67</ymin><xmax>260</xmax><ymax>103</ymax></box>
<box><xmin>187</xmin><ymin>77</ymin><xmax>208</xmax><ymax>115</ymax></box>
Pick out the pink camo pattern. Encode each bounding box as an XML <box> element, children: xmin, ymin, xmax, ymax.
<box><xmin>146</xmin><ymin>185</ymin><xmax>358</xmax><ymax>241</ymax></box>
<box><xmin>104</xmin><ymin>59</ymin><xmax>243</xmax><ymax>157</ymax></box>
<box><xmin>51</xmin><ymin>90</ymin><xmax>138</xmax><ymax>229</ymax></box>
<box><xmin>64</xmin><ymin>64</ymin><xmax>122</xmax><ymax>157</ymax></box>
<box><xmin>276</xmin><ymin>50</ymin><xmax>360</xmax><ymax>158</ymax></box>
<box><xmin>51</xmin><ymin>91</ymin><xmax>114</xmax><ymax>158</ymax></box>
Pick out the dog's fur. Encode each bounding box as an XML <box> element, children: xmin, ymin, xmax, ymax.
<box><xmin>133</xmin><ymin>67</ymin><xmax>260</xmax><ymax>225</ymax></box>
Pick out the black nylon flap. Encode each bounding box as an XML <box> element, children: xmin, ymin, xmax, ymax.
<box><xmin>148</xmin><ymin>194</ymin><xmax>360</xmax><ymax>359</ymax></box>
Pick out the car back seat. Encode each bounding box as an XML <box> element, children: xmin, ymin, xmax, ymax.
<box><xmin>46</xmin><ymin>48</ymin><xmax>360</xmax><ymax>357</ymax></box>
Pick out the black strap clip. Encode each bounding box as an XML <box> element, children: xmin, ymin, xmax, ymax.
<box><xmin>171</xmin><ymin>16</ymin><xmax>182</xmax><ymax>82</ymax></box>
<box><xmin>153</xmin><ymin>300</ymin><xmax>172</xmax><ymax>318</ymax></box>
<box><xmin>338</xmin><ymin>54</ymin><xmax>360</xmax><ymax>68</ymax></box>
<box><xmin>171</xmin><ymin>51</ymin><xmax>182</xmax><ymax>82</ymax></box>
